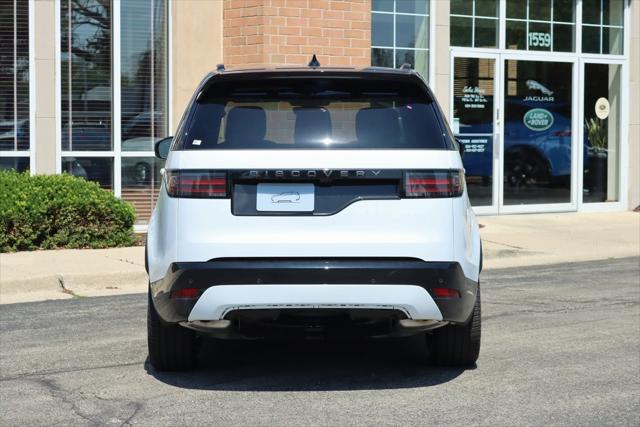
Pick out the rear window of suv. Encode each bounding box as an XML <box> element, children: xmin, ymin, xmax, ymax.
<box><xmin>176</xmin><ymin>75</ymin><xmax>453</xmax><ymax>150</ymax></box>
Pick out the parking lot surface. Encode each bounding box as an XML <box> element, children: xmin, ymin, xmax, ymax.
<box><xmin>1</xmin><ymin>257</ymin><xmax>639</xmax><ymax>426</ymax></box>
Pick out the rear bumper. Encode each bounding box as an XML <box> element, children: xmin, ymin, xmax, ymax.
<box><xmin>150</xmin><ymin>258</ymin><xmax>478</xmax><ymax>328</ymax></box>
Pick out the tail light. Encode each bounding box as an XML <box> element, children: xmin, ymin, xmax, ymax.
<box><xmin>403</xmin><ymin>170</ymin><xmax>464</xmax><ymax>198</ymax></box>
<box><xmin>165</xmin><ymin>170</ymin><xmax>228</xmax><ymax>198</ymax></box>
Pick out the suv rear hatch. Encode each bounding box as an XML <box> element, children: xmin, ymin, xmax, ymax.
<box><xmin>167</xmin><ymin>71</ymin><xmax>462</xmax><ymax>261</ymax></box>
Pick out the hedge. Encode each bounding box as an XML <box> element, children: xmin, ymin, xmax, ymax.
<box><xmin>0</xmin><ymin>171</ymin><xmax>136</xmax><ymax>252</ymax></box>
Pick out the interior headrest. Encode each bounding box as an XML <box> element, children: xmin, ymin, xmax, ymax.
<box><xmin>293</xmin><ymin>107</ymin><xmax>332</xmax><ymax>144</ymax></box>
<box><xmin>225</xmin><ymin>106</ymin><xmax>267</xmax><ymax>145</ymax></box>
<box><xmin>355</xmin><ymin>107</ymin><xmax>401</xmax><ymax>147</ymax></box>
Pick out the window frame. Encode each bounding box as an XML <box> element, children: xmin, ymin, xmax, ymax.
<box><xmin>371</xmin><ymin>0</ymin><xmax>435</xmax><ymax>85</ymax></box>
<box><xmin>446</xmin><ymin>0</ymin><xmax>629</xmax><ymax>61</ymax></box>
<box><xmin>55</xmin><ymin>0</ymin><xmax>170</xmax><ymax>229</ymax></box>
<box><xmin>0</xmin><ymin>0</ymin><xmax>36</xmax><ymax>174</ymax></box>
<box><xmin>503</xmin><ymin>0</ymin><xmax>577</xmax><ymax>52</ymax></box>
<box><xmin>580</xmin><ymin>0</ymin><xmax>625</xmax><ymax>55</ymax></box>
<box><xmin>450</xmin><ymin>0</ymin><xmax>500</xmax><ymax>48</ymax></box>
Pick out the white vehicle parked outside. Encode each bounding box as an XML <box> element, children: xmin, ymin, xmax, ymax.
<box><xmin>146</xmin><ymin>63</ymin><xmax>482</xmax><ymax>371</ymax></box>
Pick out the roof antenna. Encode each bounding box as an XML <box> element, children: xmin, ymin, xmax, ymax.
<box><xmin>308</xmin><ymin>54</ymin><xmax>321</xmax><ymax>68</ymax></box>
<box><xmin>216</xmin><ymin>63</ymin><xmax>225</xmax><ymax>72</ymax></box>
<box><xmin>400</xmin><ymin>63</ymin><xmax>412</xmax><ymax>70</ymax></box>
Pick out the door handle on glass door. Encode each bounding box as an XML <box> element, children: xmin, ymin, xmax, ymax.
<box><xmin>495</xmin><ymin>108</ymin><xmax>500</xmax><ymax>159</ymax></box>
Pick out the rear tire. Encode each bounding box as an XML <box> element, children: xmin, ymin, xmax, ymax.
<box><xmin>428</xmin><ymin>287</ymin><xmax>481</xmax><ymax>367</ymax></box>
<box><xmin>147</xmin><ymin>290</ymin><xmax>198</xmax><ymax>371</ymax></box>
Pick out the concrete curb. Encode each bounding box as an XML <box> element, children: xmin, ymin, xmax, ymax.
<box><xmin>0</xmin><ymin>246</ymin><xmax>148</xmax><ymax>304</ymax></box>
<box><xmin>0</xmin><ymin>272</ymin><xmax>148</xmax><ymax>304</ymax></box>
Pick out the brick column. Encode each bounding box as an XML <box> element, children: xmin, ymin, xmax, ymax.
<box><xmin>223</xmin><ymin>0</ymin><xmax>371</xmax><ymax>69</ymax></box>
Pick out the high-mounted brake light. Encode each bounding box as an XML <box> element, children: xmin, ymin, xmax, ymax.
<box><xmin>403</xmin><ymin>170</ymin><xmax>464</xmax><ymax>198</ymax></box>
<box><xmin>165</xmin><ymin>170</ymin><xmax>228</xmax><ymax>198</ymax></box>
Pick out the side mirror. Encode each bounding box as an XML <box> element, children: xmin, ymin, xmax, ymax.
<box><xmin>456</xmin><ymin>137</ymin><xmax>465</xmax><ymax>159</ymax></box>
<box><xmin>154</xmin><ymin>136</ymin><xmax>173</xmax><ymax>160</ymax></box>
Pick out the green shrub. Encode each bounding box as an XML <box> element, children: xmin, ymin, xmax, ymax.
<box><xmin>0</xmin><ymin>171</ymin><xmax>136</xmax><ymax>252</ymax></box>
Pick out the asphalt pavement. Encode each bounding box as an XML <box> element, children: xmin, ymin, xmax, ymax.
<box><xmin>1</xmin><ymin>257</ymin><xmax>639</xmax><ymax>426</ymax></box>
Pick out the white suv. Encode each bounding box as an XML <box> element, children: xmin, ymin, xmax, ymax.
<box><xmin>147</xmin><ymin>65</ymin><xmax>482</xmax><ymax>371</ymax></box>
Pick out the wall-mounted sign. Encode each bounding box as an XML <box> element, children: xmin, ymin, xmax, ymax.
<box><xmin>523</xmin><ymin>108</ymin><xmax>554</xmax><ymax>131</ymax></box>
<box><xmin>595</xmin><ymin>97</ymin><xmax>610</xmax><ymax>119</ymax></box>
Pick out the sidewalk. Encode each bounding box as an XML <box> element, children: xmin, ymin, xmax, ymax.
<box><xmin>1</xmin><ymin>211</ymin><xmax>638</xmax><ymax>304</ymax></box>
<box><xmin>480</xmin><ymin>211</ymin><xmax>639</xmax><ymax>268</ymax></box>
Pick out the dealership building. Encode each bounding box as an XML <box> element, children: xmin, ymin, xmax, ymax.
<box><xmin>1</xmin><ymin>0</ymin><xmax>638</xmax><ymax>227</ymax></box>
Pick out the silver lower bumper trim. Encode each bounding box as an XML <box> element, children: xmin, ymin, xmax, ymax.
<box><xmin>187</xmin><ymin>284</ymin><xmax>443</xmax><ymax>321</ymax></box>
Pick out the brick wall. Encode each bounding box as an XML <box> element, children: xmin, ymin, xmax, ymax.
<box><xmin>223</xmin><ymin>0</ymin><xmax>371</xmax><ymax>69</ymax></box>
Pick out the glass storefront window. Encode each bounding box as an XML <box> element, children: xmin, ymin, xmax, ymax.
<box><xmin>121</xmin><ymin>157</ymin><xmax>163</xmax><ymax>224</ymax></box>
<box><xmin>0</xmin><ymin>157</ymin><xmax>29</xmax><ymax>172</ymax></box>
<box><xmin>61</xmin><ymin>0</ymin><xmax>112</xmax><ymax>152</ymax></box>
<box><xmin>582</xmin><ymin>0</ymin><xmax>624</xmax><ymax>55</ymax></box>
<box><xmin>121</xmin><ymin>0</ymin><xmax>168</xmax><ymax>224</ymax></box>
<box><xmin>61</xmin><ymin>157</ymin><xmax>114</xmax><ymax>190</ymax></box>
<box><xmin>371</xmin><ymin>48</ymin><xmax>393</xmax><ymax>68</ymax></box>
<box><xmin>121</xmin><ymin>0</ymin><xmax>168</xmax><ymax>153</ymax></box>
<box><xmin>0</xmin><ymin>0</ymin><xmax>30</xmax><ymax>170</ymax></box>
<box><xmin>449</xmin><ymin>2</ymin><xmax>628</xmax><ymax>212</ymax></box>
<box><xmin>371</xmin><ymin>12</ymin><xmax>393</xmax><ymax>46</ymax></box>
<box><xmin>530</xmin><ymin>0</ymin><xmax>551</xmax><ymax>21</ymax></box>
<box><xmin>396</xmin><ymin>0</ymin><xmax>428</xmax><ymax>14</ymax></box>
<box><xmin>372</xmin><ymin>0</ymin><xmax>393</xmax><ymax>13</ymax></box>
<box><xmin>451</xmin><ymin>0</ymin><xmax>498</xmax><ymax>48</ymax></box>
<box><xmin>371</xmin><ymin>0</ymin><xmax>429</xmax><ymax>78</ymax></box>
<box><xmin>59</xmin><ymin>0</ymin><xmax>168</xmax><ymax>225</ymax></box>
<box><xmin>554</xmin><ymin>0</ymin><xmax>575</xmax><ymax>22</ymax></box>
<box><xmin>506</xmin><ymin>0</ymin><xmax>526</xmax><ymax>19</ymax></box>
<box><xmin>505</xmin><ymin>0</ymin><xmax>575</xmax><ymax>52</ymax></box>
<box><xmin>583</xmin><ymin>63</ymin><xmax>621</xmax><ymax>203</ymax></box>
<box><xmin>451</xmin><ymin>17</ymin><xmax>473</xmax><ymax>47</ymax></box>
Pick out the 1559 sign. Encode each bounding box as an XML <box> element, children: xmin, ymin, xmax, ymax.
<box><xmin>528</xmin><ymin>32</ymin><xmax>551</xmax><ymax>48</ymax></box>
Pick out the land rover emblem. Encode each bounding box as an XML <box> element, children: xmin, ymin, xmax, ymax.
<box><xmin>523</xmin><ymin>108</ymin><xmax>554</xmax><ymax>131</ymax></box>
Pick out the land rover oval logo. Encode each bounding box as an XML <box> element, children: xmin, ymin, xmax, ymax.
<box><xmin>523</xmin><ymin>108</ymin><xmax>554</xmax><ymax>131</ymax></box>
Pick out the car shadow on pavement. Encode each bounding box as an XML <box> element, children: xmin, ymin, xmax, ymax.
<box><xmin>145</xmin><ymin>335</ymin><xmax>470</xmax><ymax>391</ymax></box>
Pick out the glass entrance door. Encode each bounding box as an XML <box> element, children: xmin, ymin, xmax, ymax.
<box><xmin>452</xmin><ymin>54</ymin><xmax>577</xmax><ymax>213</ymax></box>
<box><xmin>452</xmin><ymin>54</ymin><xmax>500</xmax><ymax>212</ymax></box>
<box><xmin>501</xmin><ymin>59</ymin><xmax>574</xmax><ymax>207</ymax></box>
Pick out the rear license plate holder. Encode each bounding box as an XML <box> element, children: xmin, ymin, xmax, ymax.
<box><xmin>256</xmin><ymin>183</ymin><xmax>315</xmax><ymax>212</ymax></box>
